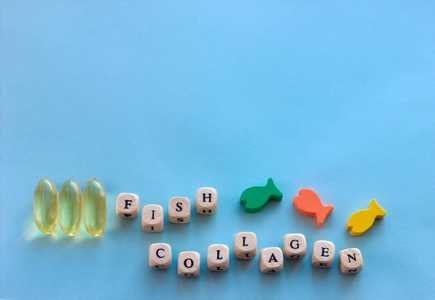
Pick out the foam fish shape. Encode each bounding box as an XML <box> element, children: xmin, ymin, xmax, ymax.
<box><xmin>346</xmin><ymin>199</ymin><xmax>386</xmax><ymax>236</ymax></box>
<box><xmin>293</xmin><ymin>189</ymin><xmax>334</xmax><ymax>227</ymax></box>
<box><xmin>240</xmin><ymin>178</ymin><xmax>283</xmax><ymax>212</ymax></box>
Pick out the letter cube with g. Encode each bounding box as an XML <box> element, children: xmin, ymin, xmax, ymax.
<box><xmin>178</xmin><ymin>251</ymin><xmax>200</xmax><ymax>277</ymax></box>
<box><xmin>312</xmin><ymin>240</ymin><xmax>335</xmax><ymax>268</ymax></box>
<box><xmin>149</xmin><ymin>243</ymin><xmax>172</xmax><ymax>269</ymax></box>
<box><xmin>259</xmin><ymin>247</ymin><xmax>284</xmax><ymax>273</ymax></box>
<box><xmin>116</xmin><ymin>193</ymin><xmax>140</xmax><ymax>218</ymax></box>
<box><xmin>283</xmin><ymin>233</ymin><xmax>307</xmax><ymax>259</ymax></box>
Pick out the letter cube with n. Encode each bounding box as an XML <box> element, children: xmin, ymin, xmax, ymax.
<box><xmin>196</xmin><ymin>187</ymin><xmax>218</xmax><ymax>214</ymax></box>
<box><xmin>178</xmin><ymin>251</ymin><xmax>200</xmax><ymax>277</ymax></box>
<box><xmin>339</xmin><ymin>248</ymin><xmax>363</xmax><ymax>274</ymax></box>
<box><xmin>283</xmin><ymin>233</ymin><xmax>307</xmax><ymax>259</ymax></box>
<box><xmin>312</xmin><ymin>240</ymin><xmax>335</xmax><ymax>268</ymax></box>
<box><xmin>116</xmin><ymin>193</ymin><xmax>140</xmax><ymax>218</ymax></box>
<box><xmin>259</xmin><ymin>247</ymin><xmax>284</xmax><ymax>273</ymax></box>
<box><xmin>168</xmin><ymin>197</ymin><xmax>191</xmax><ymax>223</ymax></box>
<box><xmin>142</xmin><ymin>204</ymin><xmax>164</xmax><ymax>232</ymax></box>
<box><xmin>149</xmin><ymin>243</ymin><xmax>172</xmax><ymax>269</ymax></box>
<box><xmin>234</xmin><ymin>232</ymin><xmax>257</xmax><ymax>259</ymax></box>
<box><xmin>207</xmin><ymin>244</ymin><xmax>229</xmax><ymax>271</ymax></box>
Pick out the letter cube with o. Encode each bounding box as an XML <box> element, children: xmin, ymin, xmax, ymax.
<box><xmin>207</xmin><ymin>244</ymin><xmax>230</xmax><ymax>272</ymax></box>
<box><xmin>116</xmin><ymin>193</ymin><xmax>140</xmax><ymax>218</ymax></box>
<box><xmin>234</xmin><ymin>232</ymin><xmax>257</xmax><ymax>259</ymax></box>
<box><xmin>149</xmin><ymin>243</ymin><xmax>172</xmax><ymax>269</ymax></box>
<box><xmin>312</xmin><ymin>240</ymin><xmax>335</xmax><ymax>268</ymax></box>
<box><xmin>283</xmin><ymin>233</ymin><xmax>307</xmax><ymax>259</ymax></box>
<box><xmin>142</xmin><ymin>204</ymin><xmax>164</xmax><ymax>232</ymax></box>
<box><xmin>196</xmin><ymin>187</ymin><xmax>218</xmax><ymax>214</ymax></box>
<box><xmin>178</xmin><ymin>251</ymin><xmax>200</xmax><ymax>277</ymax></box>
<box><xmin>259</xmin><ymin>247</ymin><xmax>284</xmax><ymax>273</ymax></box>
<box><xmin>339</xmin><ymin>248</ymin><xmax>363</xmax><ymax>274</ymax></box>
<box><xmin>168</xmin><ymin>197</ymin><xmax>191</xmax><ymax>223</ymax></box>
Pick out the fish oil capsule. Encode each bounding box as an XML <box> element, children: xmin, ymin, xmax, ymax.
<box><xmin>33</xmin><ymin>178</ymin><xmax>58</xmax><ymax>234</ymax></box>
<box><xmin>83</xmin><ymin>179</ymin><xmax>106</xmax><ymax>236</ymax></box>
<box><xmin>59</xmin><ymin>179</ymin><xmax>82</xmax><ymax>236</ymax></box>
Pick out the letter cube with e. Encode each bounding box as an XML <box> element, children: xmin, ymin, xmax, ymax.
<box><xmin>259</xmin><ymin>247</ymin><xmax>284</xmax><ymax>273</ymax></box>
<box><xmin>149</xmin><ymin>243</ymin><xmax>172</xmax><ymax>269</ymax></box>
<box><xmin>283</xmin><ymin>233</ymin><xmax>307</xmax><ymax>259</ymax></box>
<box><xmin>196</xmin><ymin>187</ymin><xmax>218</xmax><ymax>214</ymax></box>
<box><xmin>207</xmin><ymin>244</ymin><xmax>230</xmax><ymax>272</ymax></box>
<box><xmin>178</xmin><ymin>251</ymin><xmax>200</xmax><ymax>277</ymax></box>
<box><xmin>142</xmin><ymin>204</ymin><xmax>164</xmax><ymax>232</ymax></box>
<box><xmin>234</xmin><ymin>232</ymin><xmax>257</xmax><ymax>259</ymax></box>
<box><xmin>116</xmin><ymin>193</ymin><xmax>140</xmax><ymax>218</ymax></box>
<box><xmin>339</xmin><ymin>248</ymin><xmax>363</xmax><ymax>274</ymax></box>
<box><xmin>312</xmin><ymin>240</ymin><xmax>335</xmax><ymax>268</ymax></box>
<box><xmin>168</xmin><ymin>197</ymin><xmax>191</xmax><ymax>223</ymax></box>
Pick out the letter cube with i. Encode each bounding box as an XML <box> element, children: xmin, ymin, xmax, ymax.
<box><xmin>142</xmin><ymin>204</ymin><xmax>164</xmax><ymax>232</ymax></box>
<box><xmin>339</xmin><ymin>248</ymin><xmax>363</xmax><ymax>274</ymax></box>
<box><xmin>234</xmin><ymin>232</ymin><xmax>257</xmax><ymax>259</ymax></box>
<box><xmin>149</xmin><ymin>243</ymin><xmax>172</xmax><ymax>269</ymax></box>
<box><xmin>116</xmin><ymin>193</ymin><xmax>140</xmax><ymax>218</ymax></box>
<box><xmin>312</xmin><ymin>240</ymin><xmax>335</xmax><ymax>268</ymax></box>
<box><xmin>178</xmin><ymin>251</ymin><xmax>200</xmax><ymax>277</ymax></box>
<box><xmin>283</xmin><ymin>233</ymin><xmax>307</xmax><ymax>259</ymax></box>
<box><xmin>259</xmin><ymin>247</ymin><xmax>284</xmax><ymax>273</ymax></box>
<box><xmin>196</xmin><ymin>187</ymin><xmax>218</xmax><ymax>214</ymax></box>
<box><xmin>168</xmin><ymin>197</ymin><xmax>191</xmax><ymax>223</ymax></box>
<box><xmin>207</xmin><ymin>244</ymin><xmax>230</xmax><ymax>272</ymax></box>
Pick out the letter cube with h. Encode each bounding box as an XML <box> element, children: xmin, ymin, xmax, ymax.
<box><xmin>196</xmin><ymin>187</ymin><xmax>218</xmax><ymax>214</ymax></box>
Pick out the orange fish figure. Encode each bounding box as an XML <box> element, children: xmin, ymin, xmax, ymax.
<box><xmin>346</xmin><ymin>199</ymin><xmax>386</xmax><ymax>236</ymax></box>
<box><xmin>293</xmin><ymin>189</ymin><xmax>334</xmax><ymax>227</ymax></box>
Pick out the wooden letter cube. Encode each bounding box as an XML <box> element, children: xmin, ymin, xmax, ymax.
<box><xmin>116</xmin><ymin>193</ymin><xmax>140</xmax><ymax>218</ymax></box>
<box><xmin>149</xmin><ymin>243</ymin><xmax>172</xmax><ymax>269</ymax></box>
<box><xmin>339</xmin><ymin>248</ymin><xmax>363</xmax><ymax>274</ymax></box>
<box><xmin>178</xmin><ymin>251</ymin><xmax>200</xmax><ymax>277</ymax></box>
<box><xmin>259</xmin><ymin>247</ymin><xmax>284</xmax><ymax>273</ymax></box>
<box><xmin>312</xmin><ymin>240</ymin><xmax>335</xmax><ymax>268</ymax></box>
<box><xmin>168</xmin><ymin>197</ymin><xmax>191</xmax><ymax>223</ymax></box>
<box><xmin>207</xmin><ymin>244</ymin><xmax>230</xmax><ymax>272</ymax></box>
<box><xmin>196</xmin><ymin>187</ymin><xmax>218</xmax><ymax>214</ymax></box>
<box><xmin>234</xmin><ymin>232</ymin><xmax>257</xmax><ymax>259</ymax></box>
<box><xmin>283</xmin><ymin>233</ymin><xmax>307</xmax><ymax>259</ymax></box>
<box><xmin>142</xmin><ymin>204</ymin><xmax>164</xmax><ymax>232</ymax></box>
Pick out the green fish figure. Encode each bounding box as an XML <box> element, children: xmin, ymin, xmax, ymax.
<box><xmin>240</xmin><ymin>178</ymin><xmax>283</xmax><ymax>212</ymax></box>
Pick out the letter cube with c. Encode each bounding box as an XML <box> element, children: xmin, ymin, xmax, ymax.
<box><xmin>283</xmin><ymin>233</ymin><xmax>307</xmax><ymax>259</ymax></box>
<box><xmin>259</xmin><ymin>247</ymin><xmax>284</xmax><ymax>273</ymax></box>
<box><xmin>339</xmin><ymin>248</ymin><xmax>363</xmax><ymax>274</ymax></box>
<box><xmin>178</xmin><ymin>251</ymin><xmax>200</xmax><ymax>277</ymax></box>
<box><xmin>196</xmin><ymin>187</ymin><xmax>218</xmax><ymax>214</ymax></box>
<box><xmin>168</xmin><ymin>197</ymin><xmax>191</xmax><ymax>223</ymax></box>
<box><xmin>116</xmin><ymin>193</ymin><xmax>140</xmax><ymax>218</ymax></box>
<box><xmin>312</xmin><ymin>240</ymin><xmax>335</xmax><ymax>268</ymax></box>
<box><xmin>149</xmin><ymin>243</ymin><xmax>172</xmax><ymax>269</ymax></box>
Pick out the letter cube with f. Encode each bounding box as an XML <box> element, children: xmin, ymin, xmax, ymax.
<box><xmin>196</xmin><ymin>187</ymin><xmax>218</xmax><ymax>214</ymax></box>
<box><xmin>116</xmin><ymin>193</ymin><xmax>140</xmax><ymax>218</ymax></box>
<box><xmin>312</xmin><ymin>240</ymin><xmax>335</xmax><ymax>268</ymax></box>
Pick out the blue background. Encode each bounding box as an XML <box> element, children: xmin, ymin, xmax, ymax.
<box><xmin>1</xmin><ymin>1</ymin><xmax>434</xmax><ymax>299</ymax></box>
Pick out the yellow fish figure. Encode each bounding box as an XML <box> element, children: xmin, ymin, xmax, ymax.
<box><xmin>346</xmin><ymin>199</ymin><xmax>386</xmax><ymax>236</ymax></box>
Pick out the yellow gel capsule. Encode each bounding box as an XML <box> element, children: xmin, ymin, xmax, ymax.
<box><xmin>59</xmin><ymin>179</ymin><xmax>82</xmax><ymax>236</ymax></box>
<box><xmin>83</xmin><ymin>179</ymin><xmax>106</xmax><ymax>236</ymax></box>
<box><xmin>33</xmin><ymin>178</ymin><xmax>58</xmax><ymax>234</ymax></box>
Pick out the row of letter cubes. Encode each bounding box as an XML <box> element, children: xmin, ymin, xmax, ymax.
<box><xmin>115</xmin><ymin>188</ymin><xmax>217</xmax><ymax>231</ymax></box>
<box><xmin>149</xmin><ymin>233</ymin><xmax>363</xmax><ymax>276</ymax></box>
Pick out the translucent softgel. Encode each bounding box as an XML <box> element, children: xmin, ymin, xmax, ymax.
<box><xmin>59</xmin><ymin>179</ymin><xmax>82</xmax><ymax>236</ymax></box>
<box><xmin>33</xmin><ymin>178</ymin><xmax>58</xmax><ymax>234</ymax></box>
<box><xmin>83</xmin><ymin>179</ymin><xmax>106</xmax><ymax>236</ymax></box>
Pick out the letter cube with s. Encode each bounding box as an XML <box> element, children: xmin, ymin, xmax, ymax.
<box><xmin>116</xmin><ymin>193</ymin><xmax>140</xmax><ymax>218</ymax></box>
<box><xmin>168</xmin><ymin>197</ymin><xmax>191</xmax><ymax>223</ymax></box>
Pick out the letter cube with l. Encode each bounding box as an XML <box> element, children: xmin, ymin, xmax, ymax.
<box><xmin>142</xmin><ymin>204</ymin><xmax>164</xmax><ymax>232</ymax></box>
<box><xmin>207</xmin><ymin>244</ymin><xmax>229</xmax><ymax>272</ymax></box>
<box><xmin>259</xmin><ymin>247</ymin><xmax>284</xmax><ymax>273</ymax></box>
<box><xmin>196</xmin><ymin>187</ymin><xmax>218</xmax><ymax>214</ymax></box>
<box><xmin>178</xmin><ymin>251</ymin><xmax>200</xmax><ymax>277</ymax></box>
<box><xmin>149</xmin><ymin>243</ymin><xmax>172</xmax><ymax>269</ymax></box>
<box><xmin>312</xmin><ymin>240</ymin><xmax>335</xmax><ymax>268</ymax></box>
<box><xmin>116</xmin><ymin>193</ymin><xmax>140</xmax><ymax>218</ymax></box>
<box><xmin>283</xmin><ymin>233</ymin><xmax>307</xmax><ymax>259</ymax></box>
<box><xmin>234</xmin><ymin>232</ymin><xmax>257</xmax><ymax>259</ymax></box>
<box><xmin>168</xmin><ymin>197</ymin><xmax>191</xmax><ymax>223</ymax></box>
<box><xmin>339</xmin><ymin>248</ymin><xmax>363</xmax><ymax>274</ymax></box>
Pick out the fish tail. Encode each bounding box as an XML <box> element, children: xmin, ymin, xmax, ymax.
<box><xmin>316</xmin><ymin>205</ymin><xmax>334</xmax><ymax>227</ymax></box>
<box><xmin>266</xmin><ymin>178</ymin><xmax>283</xmax><ymax>200</ymax></box>
<box><xmin>369</xmin><ymin>199</ymin><xmax>386</xmax><ymax>218</ymax></box>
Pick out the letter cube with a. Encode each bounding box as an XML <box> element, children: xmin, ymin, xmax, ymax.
<box><xmin>149</xmin><ymin>243</ymin><xmax>172</xmax><ymax>269</ymax></box>
<box><xmin>234</xmin><ymin>232</ymin><xmax>257</xmax><ymax>259</ymax></box>
<box><xmin>142</xmin><ymin>204</ymin><xmax>164</xmax><ymax>232</ymax></box>
<box><xmin>178</xmin><ymin>251</ymin><xmax>200</xmax><ymax>277</ymax></box>
<box><xmin>283</xmin><ymin>233</ymin><xmax>307</xmax><ymax>259</ymax></box>
<box><xmin>312</xmin><ymin>240</ymin><xmax>335</xmax><ymax>268</ymax></box>
<box><xmin>196</xmin><ymin>187</ymin><xmax>218</xmax><ymax>214</ymax></box>
<box><xmin>339</xmin><ymin>248</ymin><xmax>363</xmax><ymax>274</ymax></box>
<box><xmin>116</xmin><ymin>193</ymin><xmax>140</xmax><ymax>218</ymax></box>
<box><xmin>168</xmin><ymin>197</ymin><xmax>191</xmax><ymax>224</ymax></box>
<box><xmin>207</xmin><ymin>244</ymin><xmax>229</xmax><ymax>272</ymax></box>
<box><xmin>259</xmin><ymin>247</ymin><xmax>284</xmax><ymax>273</ymax></box>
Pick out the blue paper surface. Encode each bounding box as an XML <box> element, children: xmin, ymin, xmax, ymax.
<box><xmin>1</xmin><ymin>1</ymin><xmax>434</xmax><ymax>299</ymax></box>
